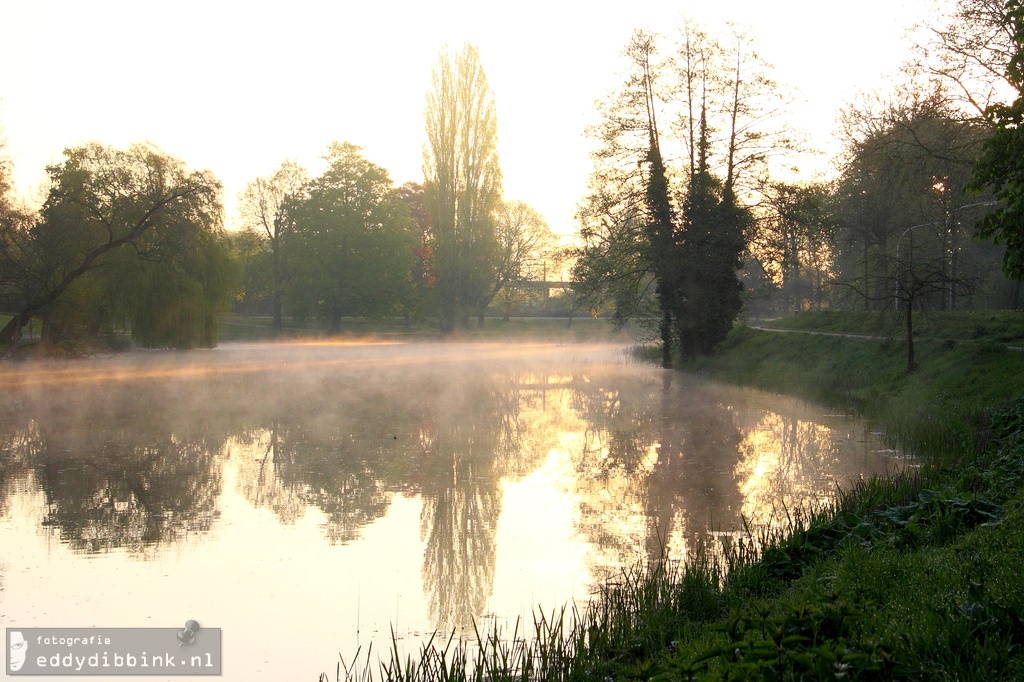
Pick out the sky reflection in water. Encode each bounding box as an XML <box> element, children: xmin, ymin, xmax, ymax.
<box><xmin>0</xmin><ymin>342</ymin><xmax>895</xmax><ymax>680</ymax></box>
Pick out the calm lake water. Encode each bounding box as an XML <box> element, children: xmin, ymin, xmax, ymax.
<box><xmin>0</xmin><ymin>341</ymin><xmax>897</xmax><ymax>680</ymax></box>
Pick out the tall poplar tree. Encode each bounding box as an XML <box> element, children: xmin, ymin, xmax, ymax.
<box><xmin>423</xmin><ymin>43</ymin><xmax>503</xmax><ymax>334</ymax></box>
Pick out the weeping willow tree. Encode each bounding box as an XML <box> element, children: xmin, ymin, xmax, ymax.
<box><xmin>124</xmin><ymin>229</ymin><xmax>238</xmax><ymax>348</ymax></box>
<box><xmin>0</xmin><ymin>142</ymin><xmax>236</xmax><ymax>349</ymax></box>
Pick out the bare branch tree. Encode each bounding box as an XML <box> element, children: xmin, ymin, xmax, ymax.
<box><xmin>237</xmin><ymin>160</ymin><xmax>308</xmax><ymax>332</ymax></box>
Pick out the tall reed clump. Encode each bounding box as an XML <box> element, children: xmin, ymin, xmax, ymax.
<box><xmin>319</xmin><ymin>515</ymin><xmax>863</xmax><ymax>682</ymax></box>
<box><xmin>318</xmin><ymin>544</ymin><xmax>738</xmax><ymax>682</ymax></box>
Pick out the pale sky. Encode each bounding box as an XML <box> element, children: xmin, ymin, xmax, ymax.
<box><xmin>1</xmin><ymin>0</ymin><xmax>929</xmax><ymax>236</ymax></box>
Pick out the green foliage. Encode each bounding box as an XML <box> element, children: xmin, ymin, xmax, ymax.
<box><xmin>395</xmin><ymin>182</ymin><xmax>437</xmax><ymax>323</ymax></box>
<box><xmin>286</xmin><ymin>142</ymin><xmax>416</xmax><ymax>330</ymax></box>
<box><xmin>571</xmin><ymin>201</ymin><xmax>656</xmax><ymax>325</ymax></box>
<box><xmin>645</xmin><ymin>140</ymin><xmax>678</xmax><ymax>367</ymax></box>
<box><xmin>126</xmin><ymin>229</ymin><xmax>238</xmax><ymax>349</ymax></box>
<box><xmin>228</xmin><ymin>227</ymin><xmax>273</xmax><ymax>316</ymax></box>
<box><xmin>235</xmin><ymin>159</ymin><xmax>308</xmax><ymax>330</ymax></box>
<box><xmin>490</xmin><ymin>200</ymin><xmax>558</xmax><ymax>320</ymax></box>
<box><xmin>748</xmin><ymin>180</ymin><xmax>838</xmax><ymax>314</ymax></box>
<box><xmin>835</xmin><ymin>87</ymin><xmax>999</xmax><ymax>314</ymax></box>
<box><xmin>970</xmin><ymin>0</ymin><xmax>1024</xmax><ymax>279</ymax></box>
<box><xmin>674</xmin><ymin>170</ymin><xmax>747</xmax><ymax>359</ymax></box>
<box><xmin>0</xmin><ymin>155</ymin><xmax>37</xmax><ymax>318</ymax></box>
<box><xmin>573</xmin><ymin>30</ymin><xmax>757</xmax><ymax>360</ymax></box>
<box><xmin>0</xmin><ymin>141</ymin><xmax>231</xmax><ymax>350</ymax></box>
<box><xmin>423</xmin><ymin>44</ymin><xmax>503</xmax><ymax>334</ymax></box>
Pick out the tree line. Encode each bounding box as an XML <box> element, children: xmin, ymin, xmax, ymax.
<box><xmin>0</xmin><ymin>44</ymin><xmax>557</xmax><ymax>350</ymax></box>
<box><xmin>571</xmin><ymin>2</ymin><xmax>1024</xmax><ymax>366</ymax></box>
<box><xmin>5</xmin><ymin>2</ymin><xmax>1024</xmax><ymax>355</ymax></box>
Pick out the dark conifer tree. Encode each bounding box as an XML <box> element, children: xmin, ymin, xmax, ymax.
<box><xmin>674</xmin><ymin>109</ymin><xmax>746</xmax><ymax>359</ymax></box>
<box><xmin>644</xmin><ymin>133</ymin><xmax>677</xmax><ymax>368</ymax></box>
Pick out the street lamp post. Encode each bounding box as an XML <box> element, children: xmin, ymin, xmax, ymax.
<box><xmin>893</xmin><ymin>201</ymin><xmax>998</xmax><ymax>310</ymax></box>
<box><xmin>894</xmin><ymin>221</ymin><xmax>940</xmax><ymax>310</ymax></box>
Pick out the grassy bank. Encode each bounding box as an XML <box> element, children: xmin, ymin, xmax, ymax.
<box><xmin>685</xmin><ymin>320</ymin><xmax>1024</xmax><ymax>465</ymax></box>
<box><xmin>759</xmin><ymin>309</ymin><xmax>1024</xmax><ymax>346</ymax></box>
<box><xmin>322</xmin><ymin>312</ymin><xmax>1024</xmax><ymax>681</ymax></box>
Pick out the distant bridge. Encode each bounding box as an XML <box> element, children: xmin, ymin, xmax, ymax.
<box><xmin>519</xmin><ymin>280</ymin><xmax>571</xmax><ymax>296</ymax></box>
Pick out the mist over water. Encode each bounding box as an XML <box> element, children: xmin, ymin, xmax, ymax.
<box><xmin>0</xmin><ymin>341</ymin><xmax>895</xmax><ymax>680</ymax></box>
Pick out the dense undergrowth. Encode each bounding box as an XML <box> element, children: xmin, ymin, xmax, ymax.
<box><xmin>320</xmin><ymin>312</ymin><xmax>1024</xmax><ymax>681</ymax></box>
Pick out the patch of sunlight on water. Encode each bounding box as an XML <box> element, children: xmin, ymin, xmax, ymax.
<box><xmin>736</xmin><ymin>413</ymin><xmax>879</xmax><ymax>527</ymax></box>
<box><xmin>487</xmin><ymin>449</ymin><xmax>589</xmax><ymax>630</ymax></box>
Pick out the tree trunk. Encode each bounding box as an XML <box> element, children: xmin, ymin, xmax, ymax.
<box><xmin>0</xmin><ymin>310</ymin><xmax>30</xmax><ymax>347</ymax></box>
<box><xmin>660</xmin><ymin>308</ymin><xmax>673</xmax><ymax>369</ymax></box>
<box><xmin>906</xmin><ymin>300</ymin><xmax>916</xmax><ymax>372</ymax></box>
<box><xmin>272</xmin><ymin>291</ymin><xmax>283</xmax><ymax>335</ymax></box>
<box><xmin>272</xmin><ymin>245</ymin><xmax>283</xmax><ymax>334</ymax></box>
<box><xmin>863</xmin><ymin>234</ymin><xmax>871</xmax><ymax>311</ymax></box>
<box><xmin>439</xmin><ymin>295</ymin><xmax>458</xmax><ymax>336</ymax></box>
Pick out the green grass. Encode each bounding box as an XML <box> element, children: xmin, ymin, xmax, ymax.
<box><xmin>680</xmin><ymin>323</ymin><xmax>1024</xmax><ymax>464</ymax></box>
<box><xmin>762</xmin><ymin>310</ymin><xmax>1024</xmax><ymax>345</ymax></box>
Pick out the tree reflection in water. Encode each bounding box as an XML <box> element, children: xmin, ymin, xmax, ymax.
<box><xmin>567</xmin><ymin>369</ymin><xmax>745</xmax><ymax>572</ymax></box>
<box><xmin>231</xmin><ymin>423</ymin><xmax>306</xmax><ymax>526</ymax></box>
<box><xmin>0</xmin><ymin>418</ymin><xmax>37</xmax><ymax>521</ymax></box>
<box><xmin>419</xmin><ymin>419</ymin><xmax>502</xmax><ymax>633</ymax></box>
<box><xmin>563</xmin><ymin>369</ymin><xmax>892</xmax><ymax>576</ymax></box>
<box><xmin>0</xmin><ymin>345</ymin><xmax>892</xmax><ymax>641</ymax></box>
<box><xmin>36</xmin><ymin>438</ymin><xmax>221</xmax><ymax>554</ymax></box>
<box><xmin>733</xmin><ymin>409</ymin><xmax>877</xmax><ymax>529</ymax></box>
<box><xmin>417</xmin><ymin>371</ymin><xmax>556</xmax><ymax>633</ymax></box>
<box><xmin>227</xmin><ymin>366</ymin><xmax>561</xmax><ymax>634</ymax></box>
<box><xmin>229</xmin><ymin>376</ymin><xmax>428</xmax><ymax>542</ymax></box>
<box><xmin>2</xmin><ymin>382</ymin><xmax>226</xmax><ymax>555</ymax></box>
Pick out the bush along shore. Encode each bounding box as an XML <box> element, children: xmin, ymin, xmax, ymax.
<box><xmin>323</xmin><ymin>313</ymin><xmax>1024</xmax><ymax>681</ymax></box>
